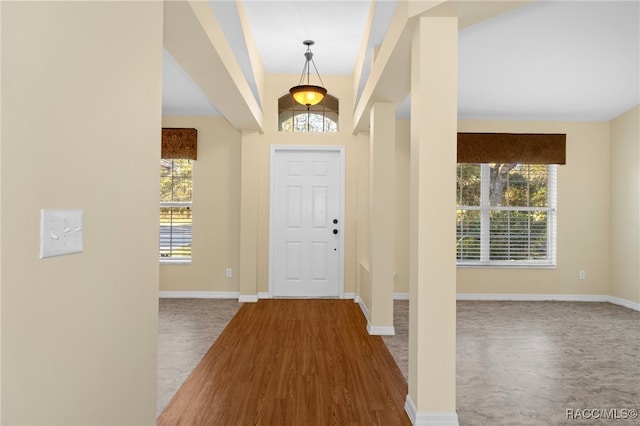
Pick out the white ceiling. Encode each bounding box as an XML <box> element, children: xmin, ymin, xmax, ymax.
<box><xmin>162</xmin><ymin>0</ymin><xmax>639</xmax><ymax>122</ymax></box>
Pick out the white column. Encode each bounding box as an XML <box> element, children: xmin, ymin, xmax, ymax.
<box><xmin>239</xmin><ymin>130</ymin><xmax>259</xmax><ymax>302</ymax></box>
<box><xmin>407</xmin><ymin>17</ymin><xmax>458</xmax><ymax>425</ymax></box>
<box><xmin>368</xmin><ymin>103</ymin><xmax>396</xmax><ymax>335</ymax></box>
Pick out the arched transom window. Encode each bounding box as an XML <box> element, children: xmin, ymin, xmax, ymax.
<box><xmin>278</xmin><ymin>93</ymin><xmax>339</xmax><ymax>132</ymax></box>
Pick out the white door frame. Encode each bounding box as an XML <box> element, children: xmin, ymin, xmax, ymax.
<box><xmin>268</xmin><ymin>145</ymin><xmax>345</xmax><ymax>298</ymax></box>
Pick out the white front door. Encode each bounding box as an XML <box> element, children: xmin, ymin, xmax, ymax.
<box><xmin>270</xmin><ymin>148</ymin><xmax>343</xmax><ymax>297</ymax></box>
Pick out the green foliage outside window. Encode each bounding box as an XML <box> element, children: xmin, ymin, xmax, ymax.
<box><xmin>456</xmin><ymin>163</ymin><xmax>555</xmax><ymax>265</ymax></box>
<box><xmin>281</xmin><ymin>112</ymin><xmax>338</xmax><ymax>132</ymax></box>
<box><xmin>278</xmin><ymin>93</ymin><xmax>339</xmax><ymax>133</ymax></box>
<box><xmin>160</xmin><ymin>159</ymin><xmax>193</xmax><ymax>260</ymax></box>
<box><xmin>161</xmin><ymin>159</ymin><xmax>192</xmax><ymax>202</ymax></box>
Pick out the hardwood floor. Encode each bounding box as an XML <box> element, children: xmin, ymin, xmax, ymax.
<box><xmin>158</xmin><ymin>299</ymin><xmax>411</xmax><ymax>425</ymax></box>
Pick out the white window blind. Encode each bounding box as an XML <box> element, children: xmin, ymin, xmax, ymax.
<box><xmin>457</xmin><ymin>163</ymin><xmax>557</xmax><ymax>267</ymax></box>
<box><xmin>160</xmin><ymin>159</ymin><xmax>193</xmax><ymax>261</ymax></box>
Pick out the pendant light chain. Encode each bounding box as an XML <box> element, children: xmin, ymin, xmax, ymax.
<box><xmin>309</xmin><ymin>55</ymin><xmax>325</xmax><ymax>88</ymax></box>
<box><xmin>289</xmin><ymin>40</ymin><xmax>327</xmax><ymax>107</ymax></box>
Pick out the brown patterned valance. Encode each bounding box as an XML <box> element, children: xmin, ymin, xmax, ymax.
<box><xmin>457</xmin><ymin>133</ymin><xmax>566</xmax><ymax>165</ymax></box>
<box><xmin>162</xmin><ymin>128</ymin><xmax>197</xmax><ymax>160</ymax></box>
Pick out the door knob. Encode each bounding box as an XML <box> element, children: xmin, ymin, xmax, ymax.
<box><xmin>332</xmin><ymin>229</ymin><xmax>338</xmax><ymax>235</ymax></box>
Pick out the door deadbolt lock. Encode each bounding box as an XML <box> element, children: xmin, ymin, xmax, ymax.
<box><xmin>333</xmin><ymin>219</ymin><xmax>338</xmax><ymax>224</ymax></box>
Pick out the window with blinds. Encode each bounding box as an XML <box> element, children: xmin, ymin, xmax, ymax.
<box><xmin>160</xmin><ymin>128</ymin><xmax>196</xmax><ymax>262</ymax></box>
<box><xmin>456</xmin><ymin>163</ymin><xmax>557</xmax><ymax>266</ymax></box>
<box><xmin>160</xmin><ymin>158</ymin><xmax>193</xmax><ymax>261</ymax></box>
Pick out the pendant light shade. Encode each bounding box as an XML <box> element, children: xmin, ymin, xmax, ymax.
<box><xmin>290</xmin><ymin>85</ymin><xmax>327</xmax><ymax>106</ymax></box>
<box><xmin>289</xmin><ymin>40</ymin><xmax>327</xmax><ymax>107</ymax></box>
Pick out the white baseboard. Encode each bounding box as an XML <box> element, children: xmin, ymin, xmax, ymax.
<box><xmin>456</xmin><ymin>293</ymin><xmax>640</xmax><ymax>311</ymax></box>
<box><xmin>455</xmin><ymin>293</ymin><xmax>608</xmax><ymax>302</ymax></box>
<box><xmin>160</xmin><ymin>291</ymin><xmax>639</xmax><ymax>312</ymax></box>
<box><xmin>356</xmin><ymin>297</ymin><xmax>370</xmax><ymax>322</ymax></box>
<box><xmin>355</xmin><ymin>297</ymin><xmax>396</xmax><ymax>335</ymax></box>
<box><xmin>238</xmin><ymin>294</ymin><xmax>259</xmax><ymax>303</ymax></box>
<box><xmin>396</xmin><ymin>292</ymin><xmax>605</xmax><ymax>302</ymax></box>
<box><xmin>405</xmin><ymin>395</ymin><xmax>459</xmax><ymax>426</ymax></box>
<box><xmin>608</xmin><ymin>295</ymin><xmax>640</xmax><ymax>311</ymax></box>
<box><xmin>159</xmin><ymin>291</ymin><xmax>240</xmax><ymax>299</ymax></box>
<box><xmin>367</xmin><ymin>324</ymin><xmax>396</xmax><ymax>335</ymax></box>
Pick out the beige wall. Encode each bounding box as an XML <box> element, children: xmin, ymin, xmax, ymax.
<box><xmin>1</xmin><ymin>2</ymin><xmax>162</xmax><ymax>424</ymax></box>
<box><xmin>393</xmin><ymin>120</ymin><xmax>613</xmax><ymax>297</ymax></box>
<box><xmin>395</xmin><ymin>120</ymin><xmax>410</xmax><ymax>294</ymax></box>
<box><xmin>353</xmin><ymin>118</ymin><xmax>410</xmax><ymax>297</ymax></box>
<box><xmin>163</xmin><ymin>114</ymin><xmax>629</xmax><ymax>303</ymax></box>
<box><xmin>454</xmin><ymin>120</ymin><xmax>610</xmax><ymax>295</ymax></box>
<box><xmin>610</xmin><ymin>105</ymin><xmax>640</xmax><ymax>304</ymax></box>
<box><xmin>356</xmin><ymin>132</ymin><xmax>371</xmax><ymax>307</ymax></box>
<box><xmin>161</xmin><ymin>75</ymin><xmax>361</xmax><ymax>299</ymax></box>
<box><xmin>355</xmin><ymin>120</ymin><xmax>410</xmax><ymax>298</ymax></box>
<box><xmin>255</xmin><ymin>73</ymin><xmax>360</xmax><ymax>295</ymax></box>
<box><xmin>160</xmin><ymin>116</ymin><xmax>242</xmax><ymax>292</ymax></box>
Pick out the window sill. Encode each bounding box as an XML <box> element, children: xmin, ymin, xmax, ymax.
<box><xmin>457</xmin><ymin>263</ymin><xmax>556</xmax><ymax>269</ymax></box>
<box><xmin>160</xmin><ymin>259</ymin><xmax>192</xmax><ymax>265</ymax></box>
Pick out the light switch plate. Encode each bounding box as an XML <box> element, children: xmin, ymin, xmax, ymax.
<box><xmin>40</xmin><ymin>209</ymin><xmax>84</xmax><ymax>258</ymax></box>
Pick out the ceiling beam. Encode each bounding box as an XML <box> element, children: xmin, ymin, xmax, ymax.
<box><xmin>352</xmin><ymin>1</ymin><xmax>412</xmax><ymax>134</ymax></box>
<box><xmin>352</xmin><ymin>0</ymin><xmax>533</xmax><ymax>134</ymax></box>
<box><xmin>164</xmin><ymin>1</ymin><xmax>263</xmax><ymax>132</ymax></box>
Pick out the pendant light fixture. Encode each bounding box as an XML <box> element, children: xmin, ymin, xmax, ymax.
<box><xmin>289</xmin><ymin>40</ymin><xmax>327</xmax><ymax>107</ymax></box>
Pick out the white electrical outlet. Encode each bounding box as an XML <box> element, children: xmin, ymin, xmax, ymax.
<box><xmin>226</xmin><ymin>268</ymin><xmax>232</xmax><ymax>278</ymax></box>
<box><xmin>579</xmin><ymin>270</ymin><xmax>586</xmax><ymax>280</ymax></box>
<box><xmin>40</xmin><ymin>209</ymin><xmax>84</xmax><ymax>258</ymax></box>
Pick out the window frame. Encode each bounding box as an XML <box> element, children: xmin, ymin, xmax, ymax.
<box><xmin>456</xmin><ymin>163</ymin><xmax>557</xmax><ymax>268</ymax></box>
<box><xmin>160</xmin><ymin>158</ymin><xmax>193</xmax><ymax>264</ymax></box>
<box><xmin>278</xmin><ymin>93</ymin><xmax>339</xmax><ymax>132</ymax></box>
